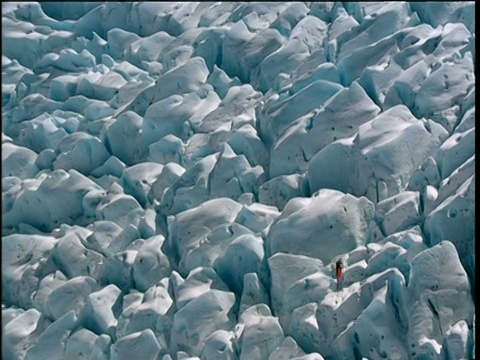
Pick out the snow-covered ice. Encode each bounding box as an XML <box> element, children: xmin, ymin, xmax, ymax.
<box><xmin>2</xmin><ymin>2</ymin><xmax>475</xmax><ymax>360</ymax></box>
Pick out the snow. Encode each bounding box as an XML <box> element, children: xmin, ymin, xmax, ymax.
<box><xmin>2</xmin><ymin>2</ymin><xmax>475</xmax><ymax>360</ymax></box>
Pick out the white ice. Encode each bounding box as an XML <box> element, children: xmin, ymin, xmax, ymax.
<box><xmin>2</xmin><ymin>2</ymin><xmax>475</xmax><ymax>360</ymax></box>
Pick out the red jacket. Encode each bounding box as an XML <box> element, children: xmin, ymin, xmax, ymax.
<box><xmin>336</xmin><ymin>262</ymin><xmax>343</xmax><ymax>282</ymax></box>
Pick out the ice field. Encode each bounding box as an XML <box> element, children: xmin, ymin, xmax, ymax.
<box><xmin>2</xmin><ymin>2</ymin><xmax>475</xmax><ymax>359</ymax></box>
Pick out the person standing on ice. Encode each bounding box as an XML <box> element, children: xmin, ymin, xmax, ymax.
<box><xmin>336</xmin><ymin>259</ymin><xmax>343</xmax><ymax>290</ymax></box>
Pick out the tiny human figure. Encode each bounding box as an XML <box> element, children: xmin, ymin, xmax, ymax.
<box><xmin>336</xmin><ymin>259</ymin><xmax>343</xmax><ymax>290</ymax></box>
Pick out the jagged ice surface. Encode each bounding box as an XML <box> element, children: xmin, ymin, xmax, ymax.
<box><xmin>2</xmin><ymin>2</ymin><xmax>475</xmax><ymax>360</ymax></box>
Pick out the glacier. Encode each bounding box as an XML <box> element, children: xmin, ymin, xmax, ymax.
<box><xmin>1</xmin><ymin>2</ymin><xmax>475</xmax><ymax>360</ymax></box>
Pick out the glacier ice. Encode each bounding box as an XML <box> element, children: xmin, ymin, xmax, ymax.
<box><xmin>2</xmin><ymin>2</ymin><xmax>475</xmax><ymax>360</ymax></box>
<box><xmin>111</xmin><ymin>329</ymin><xmax>161</xmax><ymax>360</ymax></box>
<box><xmin>267</xmin><ymin>189</ymin><xmax>376</xmax><ymax>262</ymax></box>
<box><xmin>24</xmin><ymin>310</ymin><xmax>78</xmax><ymax>360</ymax></box>
<box><xmin>170</xmin><ymin>289</ymin><xmax>236</xmax><ymax>357</ymax></box>
<box><xmin>44</xmin><ymin>275</ymin><xmax>100</xmax><ymax>321</ymax></box>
